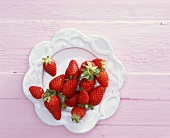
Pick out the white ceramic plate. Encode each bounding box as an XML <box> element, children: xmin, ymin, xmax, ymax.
<box><xmin>23</xmin><ymin>28</ymin><xmax>126</xmax><ymax>133</ymax></box>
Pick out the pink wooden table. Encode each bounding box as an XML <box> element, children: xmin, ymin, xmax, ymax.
<box><xmin>1</xmin><ymin>0</ymin><xmax>170</xmax><ymax>137</ymax></box>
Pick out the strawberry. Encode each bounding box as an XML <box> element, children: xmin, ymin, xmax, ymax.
<box><xmin>80</xmin><ymin>61</ymin><xmax>99</xmax><ymax>81</ymax></box>
<box><xmin>44</xmin><ymin>95</ymin><xmax>61</xmax><ymax>120</ymax></box>
<box><xmin>42</xmin><ymin>56</ymin><xmax>56</xmax><ymax>76</ymax></box>
<box><xmin>49</xmin><ymin>74</ymin><xmax>65</xmax><ymax>94</ymax></box>
<box><xmin>29</xmin><ymin>86</ymin><xmax>44</xmax><ymax>99</ymax></box>
<box><xmin>96</xmin><ymin>71</ymin><xmax>108</xmax><ymax>87</ymax></box>
<box><xmin>65</xmin><ymin>60</ymin><xmax>80</xmax><ymax>79</ymax></box>
<box><xmin>80</xmin><ymin>78</ymin><xmax>95</xmax><ymax>93</ymax></box>
<box><xmin>89</xmin><ymin>86</ymin><xmax>105</xmax><ymax>106</ymax></box>
<box><xmin>78</xmin><ymin>89</ymin><xmax>89</xmax><ymax>105</ymax></box>
<box><xmin>65</xmin><ymin>92</ymin><xmax>79</xmax><ymax>107</ymax></box>
<box><xmin>92</xmin><ymin>58</ymin><xmax>106</xmax><ymax>70</ymax></box>
<box><xmin>80</xmin><ymin>61</ymin><xmax>96</xmax><ymax>75</ymax></box>
<box><xmin>71</xmin><ymin>105</ymin><xmax>86</xmax><ymax>123</ymax></box>
<box><xmin>43</xmin><ymin>89</ymin><xmax>61</xmax><ymax>120</ymax></box>
<box><xmin>62</xmin><ymin>79</ymin><xmax>78</xmax><ymax>98</ymax></box>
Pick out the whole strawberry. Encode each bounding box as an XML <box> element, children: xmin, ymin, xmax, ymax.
<box><xmin>29</xmin><ymin>86</ymin><xmax>44</xmax><ymax>99</ymax></box>
<box><xmin>71</xmin><ymin>105</ymin><xmax>86</xmax><ymax>123</ymax></box>
<box><xmin>49</xmin><ymin>74</ymin><xmax>65</xmax><ymax>94</ymax></box>
<box><xmin>65</xmin><ymin>60</ymin><xmax>80</xmax><ymax>79</ymax></box>
<box><xmin>92</xmin><ymin>58</ymin><xmax>106</xmax><ymax>70</ymax></box>
<box><xmin>78</xmin><ymin>89</ymin><xmax>89</xmax><ymax>105</ymax></box>
<box><xmin>89</xmin><ymin>86</ymin><xmax>105</xmax><ymax>106</ymax></box>
<box><xmin>42</xmin><ymin>56</ymin><xmax>56</xmax><ymax>76</ymax></box>
<box><xmin>43</xmin><ymin>89</ymin><xmax>61</xmax><ymax>120</ymax></box>
<box><xmin>80</xmin><ymin>78</ymin><xmax>95</xmax><ymax>93</ymax></box>
<box><xmin>62</xmin><ymin>79</ymin><xmax>78</xmax><ymax>98</ymax></box>
<box><xmin>96</xmin><ymin>71</ymin><xmax>108</xmax><ymax>87</ymax></box>
<box><xmin>80</xmin><ymin>61</ymin><xmax>99</xmax><ymax>81</ymax></box>
<box><xmin>80</xmin><ymin>61</ymin><xmax>96</xmax><ymax>75</ymax></box>
<box><xmin>65</xmin><ymin>92</ymin><xmax>79</xmax><ymax>107</ymax></box>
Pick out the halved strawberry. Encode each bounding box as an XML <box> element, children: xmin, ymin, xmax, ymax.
<box><xmin>29</xmin><ymin>86</ymin><xmax>44</xmax><ymax>99</ymax></box>
<box><xmin>92</xmin><ymin>58</ymin><xmax>106</xmax><ymax>70</ymax></box>
<box><xmin>49</xmin><ymin>74</ymin><xmax>65</xmax><ymax>94</ymax></box>
<box><xmin>62</xmin><ymin>79</ymin><xmax>78</xmax><ymax>98</ymax></box>
<box><xmin>89</xmin><ymin>86</ymin><xmax>105</xmax><ymax>106</ymax></box>
<box><xmin>65</xmin><ymin>60</ymin><xmax>80</xmax><ymax>79</ymax></box>
<box><xmin>42</xmin><ymin>56</ymin><xmax>56</xmax><ymax>76</ymax></box>
<box><xmin>96</xmin><ymin>71</ymin><xmax>108</xmax><ymax>87</ymax></box>
<box><xmin>71</xmin><ymin>105</ymin><xmax>86</xmax><ymax>123</ymax></box>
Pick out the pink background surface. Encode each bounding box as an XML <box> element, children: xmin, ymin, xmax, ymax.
<box><xmin>0</xmin><ymin>0</ymin><xmax>170</xmax><ymax>137</ymax></box>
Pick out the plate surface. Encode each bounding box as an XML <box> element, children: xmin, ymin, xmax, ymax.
<box><xmin>23</xmin><ymin>28</ymin><xmax>126</xmax><ymax>133</ymax></box>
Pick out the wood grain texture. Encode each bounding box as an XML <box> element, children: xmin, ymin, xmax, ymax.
<box><xmin>1</xmin><ymin>74</ymin><xmax>170</xmax><ymax>101</ymax></box>
<box><xmin>1</xmin><ymin>0</ymin><xmax>170</xmax><ymax>21</ymax></box>
<box><xmin>0</xmin><ymin>99</ymin><xmax>170</xmax><ymax>138</ymax></box>
<box><xmin>0</xmin><ymin>22</ymin><xmax>170</xmax><ymax>73</ymax></box>
<box><xmin>0</xmin><ymin>0</ymin><xmax>170</xmax><ymax>137</ymax></box>
<box><xmin>2</xmin><ymin>126</ymin><xmax>170</xmax><ymax>138</ymax></box>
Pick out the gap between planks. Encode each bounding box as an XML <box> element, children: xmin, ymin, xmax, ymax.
<box><xmin>0</xmin><ymin>20</ymin><xmax>170</xmax><ymax>24</ymax></box>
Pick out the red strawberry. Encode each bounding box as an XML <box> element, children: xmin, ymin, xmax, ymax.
<box><xmin>80</xmin><ymin>61</ymin><xmax>99</xmax><ymax>81</ymax></box>
<box><xmin>80</xmin><ymin>78</ymin><xmax>95</xmax><ymax>93</ymax></box>
<box><xmin>78</xmin><ymin>90</ymin><xmax>89</xmax><ymax>105</ymax></box>
<box><xmin>65</xmin><ymin>92</ymin><xmax>79</xmax><ymax>107</ymax></box>
<box><xmin>96</xmin><ymin>71</ymin><xmax>108</xmax><ymax>87</ymax></box>
<box><xmin>92</xmin><ymin>58</ymin><xmax>106</xmax><ymax>70</ymax></box>
<box><xmin>49</xmin><ymin>74</ymin><xmax>65</xmax><ymax>94</ymax></box>
<box><xmin>62</xmin><ymin>79</ymin><xmax>78</xmax><ymax>98</ymax></box>
<box><xmin>29</xmin><ymin>86</ymin><xmax>44</xmax><ymax>99</ymax></box>
<box><xmin>71</xmin><ymin>105</ymin><xmax>86</xmax><ymax>123</ymax></box>
<box><xmin>65</xmin><ymin>60</ymin><xmax>80</xmax><ymax>79</ymax></box>
<box><xmin>80</xmin><ymin>61</ymin><xmax>96</xmax><ymax>75</ymax></box>
<box><xmin>42</xmin><ymin>56</ymin><xmax>56</xmax><ymax>76</ymax></box>
<box><xmin>44</xmin><ymin>95</ymin><xmax>61</xmax><ymax>120</ymax></box>
<box><xmin>89</xmin><ymin>86</ymin><xmax>105</xmax><ymax>106</ymax></box>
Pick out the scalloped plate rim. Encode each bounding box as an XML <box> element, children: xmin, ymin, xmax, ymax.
<box><xmin>23</xmin><ymin>28</ymin><xmax>126</xmax><ymax>133</ymax></box>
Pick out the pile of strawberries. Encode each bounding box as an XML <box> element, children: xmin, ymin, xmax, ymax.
<box><xmin>29</xmin><ymin>56</ymin><xmax>108</xmax><ymax>123</ymax></box>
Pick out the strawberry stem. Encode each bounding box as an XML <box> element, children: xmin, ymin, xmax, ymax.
<box><xmin>58</xmin><ymin>93</ymin><xmax>67</xmax><ymax>101</ymax></box>
<box><xmin>101</xmin><ymin>60</ymin><xmax>106</xmax><ymax>70</ymax></box>
<box><xmin>81</xmin><ymin>61</ymin><xmax>100</xmax><ymax>81</ymax></box>
<box><xmin>72</xmin><ymin>115</ymin><xmax>80</xmax><ymax>123</ymax></box>
<box><xmin>42</xmin><ymin>56</ymin><xmax>53</xmax><ymax>65</ymax></box>
<box><xmin>43</xmin><ymin>89</ymin><xmax>56</xmax><ymax>102</ymax></box>
<box><xmin>61</xmin><ymin>103</ymin><xmax>67</xmax><ymax>110</ymax></box>
<box><xmin>87</xmin><ymin>104</ymin><xmax>94</xmax><ymax>110</ymax></box>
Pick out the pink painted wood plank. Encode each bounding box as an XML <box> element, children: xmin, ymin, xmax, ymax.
<box><xmin>0</xmin><ymin>0</ymin><xmax>170</xmax><ymax>21</ymax></box>
<box><xmin>2</xmin><ymin>126</ymin><xmax>170</xmax><ymax>138</ymax></box>
<box><xmin>1</xmin><ymin>74</ymin><xmax>170</xmax><ymax>100</ymax></box>
<box><xmin>0</xmin><ymin>22</ymin><xmax>170</xmax><ymax>73</ymax></box>
<box><xmin>0</xmin><ymin>99</ymin><xmax>170</xmax><ymax>137</ymax></box>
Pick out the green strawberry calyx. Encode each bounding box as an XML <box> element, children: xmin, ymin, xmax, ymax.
<box><xmin>72</xmin><ymin>114</ymin><xmax>81</xmax><ymax>123</ymax></box>
<box><xmin>81</xmin><ymin>61</ymin><xmax>100</xmax><ymax>81</ymax></box>
<box><xmin>42</xmin><ymin>56</ymin><xmax>53</xmax><ymax>65</ymax></box>
<box><xmin>101</xmin><ymin>60</ymin><xmax>106</xmax><ymax>70</ymax></box>
<box><xmin>87</xmin><ymin>104</ymin><xmax>94</xmax><ymax>110</ymax></box>
<box><xmin>61</xmin><ymin>103</ymin><xmax>67</xmax><ymax>110</ymax></box>
<box><xmin>43</xmin><ymin>89</ymin><xmax>56</xmax><ymax>102</ymax></box>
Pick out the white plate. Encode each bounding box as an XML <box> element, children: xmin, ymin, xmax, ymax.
<box><xmin>23</xmin><ymin>28</ymin><xmax>126</xmax><ymax>133</ymax></box>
